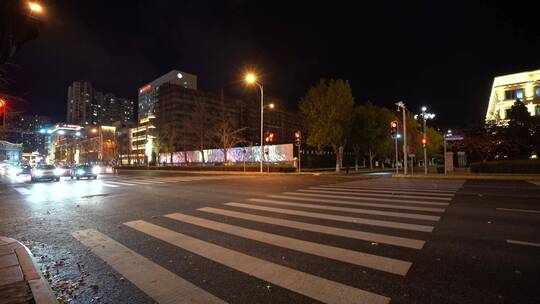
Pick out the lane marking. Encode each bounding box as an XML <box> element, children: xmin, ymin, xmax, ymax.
<box><xmin>199</xmin><ymin>207</ymin><xmax>425</xmax><ymax>250</ymax></box>
<box><xmin>528</xmin><ymin>181</ymin><xmax>540</xmax><ymax>187</ymax></box>
<box><xmin>322</xmin><ymin>185</ymin><xmax>457</xmax><ymax>194</ymax></box>
<box><xmin>496</xmin><ymin>208</ymin><xmax>540</xmax><ymax>214</ymax></box>
<box><xmin>72</xmin><ymin>229</ymin><xmax>225</xmax><ymax>304</ymax></box>
<box><xmin>271</xmin><ymin>193</ymin><xmax>447</xmax><ymax>208</ymax></box>
<box><xmin>265</xmin><ymin>195</ymin><xmax>446</xmax><ymax>212</ymax></box>
<box><xmin>506</xmin><ymin>239</ymin><xmax>540</xmax><ymax>248</ymax></box>
<box><xmin>165</xmin><ymin>213</ymin><xmax>412</xmax><ymax>276</ymax></box>
<box><xmin>281</xmin><ymin>192</ymin><xmax>449</xmax><ymax>207</ymax></box>
<box><xmin>299</xmin><ymin>189</ymin><xmax>451</xmax><ymax>201</ymax></box>
<box><xmin>14</xmin><ymin>187</ymin><xmax>32</xmax><ymax>195</ymax></box>
<box><xmin>100</xmin><ymin>183</ymin><xmax>120</xmax><ymax>188</ymax></box>
<box><xmin>254</xmin><ymin>198</ymin><xmax>442</xmax><ymax>220</ymax></box>
<box><xmin>126</xmin><ymin>220</ymin><xmax>390</xmax><ymax>304</ymax></box>
<box><xmin>308</xmin><ymin>187</ymin><xmax>454</xmax><ymax>198</ymax></box>
<box><xmin>233</xmin><ymin>201</ymin><xmax>434</xmax><ymax>232</ymax></box>
<box><xmin>105</xmin><ymin>181</ymin><xmax>136</xmax><ymax>186</ymax></box>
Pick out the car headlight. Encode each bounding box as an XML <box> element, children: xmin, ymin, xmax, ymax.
<box><xmin>54</xmin><ymin>168</ymin><xmax>64</xmax><ymax>176</ymax></box>
<box><xmin>76</xmin><ymin>169</ymin><xmax>85</xmax><ymax>175</ymax></box>
<box><xmin>92</xmin><ymin>166</ymin><xmax>101</xmax><ymax>174</ymax></box>
<box><xmin>34</xmin><ymin>170</ymin><xmax>43</xmax><ymax>177</ymax></box>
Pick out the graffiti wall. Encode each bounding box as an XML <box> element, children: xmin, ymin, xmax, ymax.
<box><xmin>158</xmin><ymin>144</ymin><xmax>293</xmax><ymax>164</ymax></box>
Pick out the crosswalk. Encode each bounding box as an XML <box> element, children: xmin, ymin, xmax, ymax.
<box><xmin>72</xmin><ymin>177</ymin><xmax>464</xmax><ymax>303</ymax></box>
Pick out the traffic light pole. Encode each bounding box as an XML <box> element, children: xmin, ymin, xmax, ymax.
<box><xmin>423</xmin><ymin>116</ymin><xmax>428</xmax><ymax>175</ymax></box>
<box><xmin>401</xmin><ymin>106</ymin><xmax>408</xmax><ymax>174</ymax></box>
<box><xmin>394</xmin><ymin>135</ymin><xmax>398</xmax><ymax>175</ymax></box>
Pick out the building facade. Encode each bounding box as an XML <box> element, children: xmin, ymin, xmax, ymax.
<box><xmin>138</xmin><ymin>70</ymin><xmax>197</xmax><ymax>120</ymax></box>
<box><xmin>128</xmin><ymin>114</ymin><xmax>156</xmax><ymax>165</ymax></box>
<box><xmin>485</xmin><ymin>69</ymin><xmax>540</xmax><ymax>123</ymax></box>
<box><xmin>0</xmin><ymin>140</ymin><xmax>22</xmax><ymax>164</ymax></box>
<box><xmin>67</xmin><ymin>81</ymin><xmax>135</xmax><ymax>126</ymax></box>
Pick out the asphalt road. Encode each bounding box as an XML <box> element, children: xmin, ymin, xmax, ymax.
<box><xmin>0</xmin><ymin>171</ymin><xmax>539</xmax><ymax>304</ymax></box>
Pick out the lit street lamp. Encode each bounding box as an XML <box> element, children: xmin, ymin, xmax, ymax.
<box><xmin>415</xmin><ymin>107</ymin><xmax>436</xmax><ymax>175</ymax></box>
<box><xmin>245</xmin><ymin>72</ymin><xmax>268</xmax><ymax>173</ymax></box>
<box><xmin>28</xmin><ymin>2</ymin><xmax>44</xmax><ymax>14</ymax></box>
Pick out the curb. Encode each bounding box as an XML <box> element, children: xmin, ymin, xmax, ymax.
<box><xmin>392</xmin><ymin>174</ymin><xmax>540</xmax><ymax>181</ymax></box>
<box><xmin>117</xmin><ymin>169</ymin><xmax>321</xmax><ymax>176</ymax></box>
<box><xmin>0</xmin><ymin>236</ymin><xmax>57</xmax><ymax>304</ymax></box>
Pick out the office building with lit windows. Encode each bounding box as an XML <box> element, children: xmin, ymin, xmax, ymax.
<box><xmin>485</xmin><ymin>69</ymin><xmax>540</xmax><ymax>123</ymax></box>
<box><xmin>137</xmin><ymin>70</ymin><xmax>197</xmax><ymax>120</ymax></box>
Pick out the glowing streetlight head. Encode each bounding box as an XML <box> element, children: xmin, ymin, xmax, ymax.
<box><xmin>28</xmin><ymin>2</ymin><xmax>43</xmax><ymax>13</ymax></box>
<box><xmin>245</xmin><ymin>73</ymin><xmax>257</xmax><ymax>84</ymax></box>
<box><xmin>268</xmin><ymin>103</ymin><xmax>275</xmax><ymax>109</ymax></box>
<box><xmin>421</xmin><ymin>106</ymin><xmax>427</xmax><ymax>112</ymax></box>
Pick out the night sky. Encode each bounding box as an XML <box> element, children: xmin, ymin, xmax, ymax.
<box><xmin>5</xmin><ymin>0</ymin><xmax>540</xmax><ymax>128</ymax></box>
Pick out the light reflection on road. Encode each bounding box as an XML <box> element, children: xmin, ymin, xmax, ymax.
<box><xmin>4</xmin><ymin>175</ymin><xmax>112</xmax><ymax>204</ymax></box>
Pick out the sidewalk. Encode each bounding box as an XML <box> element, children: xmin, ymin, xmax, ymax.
<box><xmin>0</xmin><ymin>237</ymin><xmax>56</xmax><ymax>304</ymax></box>
<box><xmin>393</xmin><ymin>173</ymin><xmax>540</xmax><ymax>181</ymax></box>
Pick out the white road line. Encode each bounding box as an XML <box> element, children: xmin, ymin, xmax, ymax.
<box><xmin>496</xmin><ymin>208</ymin><xmax>540</xmax><ymax>214</ymax></box>
<box><xmin>121</xmin><ymin>180</ymin><xmax>159</xmax><ymax>185</ymax></box>
<box><xmin>506</xmin><ymin>240</ymin><xmax>540</xmax><ymax>248</ymax></box>
<box><xmin>165</xmin><ymin>213</ymin><xmax>412</xmax><ymax>276</ymax></box>
<box><xmin>232</xmin><ymin>202</ymin><xmax>434</xmax><ymax>232</ymax></box>
<box><xmin>299</xmin><ymin>189</ymin><xmax>452</xmax><ymax>201</ymax></box>
<box><xmin>125</xmin><ymin>220</ymin><xmax>390</xmax><ymax>304</ymax></box>
<box><xmin>309</xmin><ymin>187</ymin><xmax>455</xmax><ymax>197</ymax></box>
<box><xmin>72</xmin><ymin>229</ymin><xmax>225</xmax><ymax>304</ymax></box>
<box><xmin>528</xmin><ymin>181</ymin><xmax>540</xmax><ymax>187</ymax></box>
<box><xmin>14</xmin><ymin>187</ymin><xmax>31</xmax><ymax>195</ymax></box>
<box><xmin>282</xmin><ymin>191</ymin><xmax>450</xmax><ymax>207</ymax></box>
<box><xmin>100</xmin><ymin>183</ymin><xmax>120</xmax><ymax>188</ymax></box>
<box><xmin>264</xmin><ymin>196</ymin><xmax>446</xmax><ymax>213</ymax></box>
<box><xmin>106</xmin><ymin>181</ymin><xmax>136</xmax><ymax>186</ymax></box>
<box><xmin>267</xmin><ymin>195</ymin><xmax>448</xmax><ymax>209</ymax></box>
<box><xmin>199</xmin><ymin>207</ymin><xmax>425</xmax><ymax>250</ymax></box>
<box><xmin>322</xmin><ymin>185</ymin><xmax>457</xmax><ymax>194</ymax></box>
<box><xmin>254</xmin><ymin>197</ymin><xmax>442</xmax><ymax>220</ymax></box>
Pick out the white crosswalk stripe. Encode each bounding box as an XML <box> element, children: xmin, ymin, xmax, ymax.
<box><xmin>72</xmin><ymin>229</ymin><xmax>225</xmax><ymax>304</ymax></box>
<box><xmin>14</xmin><ymin>187</ymin><xmax>31</xmax><ymax>195</ymax></box>
<box><xmin>310</xmin><ymin>186</ymin><xmax>455</xmax><ymax>197</ymax></box>
<box><xmin>199</xmin><ymin>207</ymin><xmax>426</xmax><ymax>249</ymax></box>
<box><xmin>71</xmin><ymin>178</ymin><xmax>459</xmax><ymax>304</ymax></box>
<box><xmin>230</xmin><ymin>201</ymin><xmax>435</xmax><ymax>232</ymax></box>
<box><xmin>165</xmin><ymin>212</ymin><xmax>412</xmax><ymax>275</ymax></box>
<box><xmin>299</xmin><ymin>188</ymin><xmax>452</xmax><ymax>201</ymax></box>
<box><xmin>125</xmin><ymin>220</ymin><xmax>391</xmax><ymax>304</ymax></box>
<box><xmin>322</xmin><ymin>184</ymin><xmax>459</xmax><ymax>193</ymax></box>
<box><xmin>100</xmin><ymin>183</ymin><xmax>120</xmax><ymax>188</ymax></box>
<box><xmin>277</xmin><ymin>192</ymin><xmax>450</xmax><ymax>207</ymax></box>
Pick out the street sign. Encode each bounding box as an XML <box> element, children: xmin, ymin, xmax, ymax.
<box><xmin>408</xmin><ymin>147</ymin><xmax>416</xmax><ymax>155</ymax></box>
<box><xmin>445</xmin><ymin>134</ymin><xmax>464</xmax><ymax>141</ymax></box>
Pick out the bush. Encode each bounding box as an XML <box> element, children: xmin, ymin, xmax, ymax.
<box><xmin>470</xmin><ymin>160</ymin><xmax>540</xmax><ymax>174</ymax></box>
<box><xmin>118</xmin><ymin>164</ymin><xmax>296</xmax><ymax>173</ymax></box>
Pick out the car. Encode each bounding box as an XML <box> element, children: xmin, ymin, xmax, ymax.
<box><xmin>58</xmin><ymin>165</ymin><xmax>73</xmax><ymax>177</ymax></box>
<box><xmin>71</xmin><ymin>165</ymin><xmax>99</xmax><ymax>180</ymax></box>
<box><xmin>31</xmin><ymin>164</ymin><xmax>61</xmax><ymax>182</ymax></box>
<box><xmin>15</xmin><ymin>165</ymin><xmax>32</xmax><ymax>176</ymax></box>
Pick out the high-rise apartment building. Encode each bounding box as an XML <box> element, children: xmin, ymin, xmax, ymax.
<box><xmin>67</xmin><ymin>80</ymin><xmax>94</xmax><ymax>125</ymax></box>
<box><xmin>138</xmin><ymin>70</ymin><xmax>197</xmax><ymax>120</ymax></box>
<box><xmin>67</xmin><ymin>81</ymin><xmax>135</xmax><ymax>125</ymax></box>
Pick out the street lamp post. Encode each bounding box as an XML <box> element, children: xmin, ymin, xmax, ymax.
<box><xmin>396</xmin><ymin>102</ymin><xmax>407</xmax><ymax>174</ymax></box>
<box><xmin>245</xmin><ymin>73</ymin><xmax>265</xmax><ymax>173</ymax></box>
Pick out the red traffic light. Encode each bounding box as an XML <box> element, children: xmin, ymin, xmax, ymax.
<box><xmin>390</xmin><ymin>120</ymin><xmax>398</xmax><ymax>128</ymax></box>
<box><xmin>422</xmin><ymin>138</ymin><xmax>427</xmax><ymax>145</ymax></box>
<box><xmin>0</xmin><ymin>99</ymin><xmax>5</xmax><ymax>108</ymax></box>
<box><xmin>294</xmin><ymin>131</ymin><xmax>301</xmax><ymax>139</ymax></box>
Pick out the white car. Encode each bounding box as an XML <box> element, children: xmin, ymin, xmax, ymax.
<box><xmin>31</xmin><ymin>165</ymin><xmax>62</xmax><ymax>182</ymax></box>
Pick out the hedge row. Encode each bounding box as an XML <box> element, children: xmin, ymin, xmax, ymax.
<box><xmin>118</xmin><ymin>164</ymin><xmax>297</xmax><ymax>173</ymax></box>
<box><xmin>470</xmin><ymin>160</ymin><xmax>540</xmax><ymax>173</ymax></box>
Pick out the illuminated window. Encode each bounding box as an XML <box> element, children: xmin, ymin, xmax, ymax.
<box><xmin>505</xmin><ymin>89</ymin><xmax>524</xmax><ymax>100</ymax></box>
<box><xmin>536</xmin><ymin>87</ymin><xmax>540</xmax><ymax>97</ymax></box>
<box><xmin>536</xmin><ymin>106</ymin><xmax>540</xmax><ymax>116</ymax></box>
